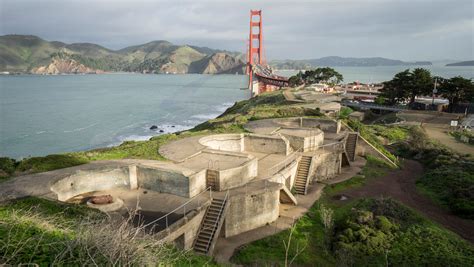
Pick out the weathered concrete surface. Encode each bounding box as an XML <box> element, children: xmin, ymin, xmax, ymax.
<box><xmin>137</xmin><ymin>165</ymin><xmax>204</xmax><ymax>198</ymax></box>
<box><xmin>157</xmin><ymin>205</ymin><xmax>209</xmax><ymax>250</ymax></box>
<box><xmin>244</xmin><ymin>134</ymin><xmax>290</xmax><ymax>155</ymax></box>
<box><xmin>199</xmin><ymin>134</ymin><xmax>244</xmax><ymax>152</ymax></box>
<box><xmin>223</xmin><ymin>180</ymin><xmax>282</xmax><ymax>237</ymax></box>
<box><xmin>51</xmin><ymin>167</ymin><xmax>130</xmax><ymax>201</ymax></box>
<box><xmin>311</xmin><ymin>151</ymin><xmax>342</xmax><ymax>181</ymax></box>
<box><xmin>159</xmin><ymin>135</ymin><xmax>207</xmax><ymax>162</ymax></box>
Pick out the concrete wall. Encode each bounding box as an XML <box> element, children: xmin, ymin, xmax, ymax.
<box><xmin>137</xmin><ymin>166</ymin><xmax>205</xmax><ymax>198</ymax></box>
<box><xmin>311</xmin><ymin>152</ymin><xmax>342</xmax><ymax>181</ymax></box>
<box><xmin>224</xmin><ymin>187</ymin><xmax>280</xmax><ymax>237</ymax></box>
<box><xmin>156</xmin><ymin>204</ymin><xmax>209</xmax><ymax>250</ymax></box>
<box><xmin>302</xmin><ymin>118</ymin><xmax>341</xmax><ymax>133</ymax></box>
<box><xmin>199</xmin><ymin>134</ymin><xmax>244</xmax><ymax>152</ymax></box>
<box><xmin>218</xmin><ymin>157</ymin><xmax>258</xmax><ymax>190</ymax></box>
<box><xmin>267</xmin><ymin>159</ymin><xmax>299</xmax><ymax>190</ymax></box>
<box><xmin>51</xmin><ymin>167</ymin><xmax>130</xmax><ymax>201</ymax></box>
<box><xmin>244</xmin><ymin>134</ymin><xmax>290</xmax><ymax>155</ymax></box>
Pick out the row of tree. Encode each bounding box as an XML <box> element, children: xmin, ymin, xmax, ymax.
<box><xmin>379</xmin><ymin>68</ymin><xmax>474</xmax><ymax>110</ymax></box>
<box><xmin>288</xmin><ymin>67</ymin><xmax>343</xmax><ymax>87</ymax></box>
<box><xmin>288</xmin><ymin>67</ymin><xmax>474</xmax><ymax>111</ymax></box>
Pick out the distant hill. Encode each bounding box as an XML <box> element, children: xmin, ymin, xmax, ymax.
<box><xmin>446</xmin><ymin>60</ymin><xmax>474</xmax><ymax>67</ymax></box>
<box><xmin>270</xmin><ymin>56</ymin><xmax>432</xmax><ymax>69</ymax></box>
<box><xmin>0</xmin><ymin>35</ymin><xmax>245</xmax><ymax>74</ymax></box>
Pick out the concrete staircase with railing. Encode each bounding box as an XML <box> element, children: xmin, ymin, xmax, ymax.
<box><xmin>345</xmin><ymin>132</ymin><xmax>358</xmax><ymax>161</ymax></box>
<box><xmin>193</xmin><ymin>195</ymin><xmax>228</xmax><ymax>255</ymax></box>
<box><xmin>294</xmin><ymin>156</ymin><xmax>312</xmax><ymax>195</ymax></box>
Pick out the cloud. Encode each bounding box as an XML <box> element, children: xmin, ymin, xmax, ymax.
<box><xmin>0</xmin><ymin>0</ymin><xmax>472</xmax><ymax>60</ymax></box>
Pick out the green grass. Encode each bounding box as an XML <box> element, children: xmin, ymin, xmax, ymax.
<box><xmin>395</xmin><ymin>127</ymin><xmax>474</xmax><ymax>219</ymax></box>
<box><xmin>232</xmin><ymin>155</ymin><xmax>393</xmax><ymax>266</ymax></box>
<box><xmin>449</xmin><ymin>130</ymin><xmax>474</xmax><ymax>146</ymax></box>
<box><xmin>0</xmin><ymin>197</ymin><xmax>218</xmax><ymax>266</ymax></box>
<box><xmin>346</xmin><ymin>119</ymin><xmax>401</xmax><ymax>164</ymax></box>
<box><xmin>338</xmin><ymin>107</ymin><xmax>353</xmax><ymax>119</ymax></box>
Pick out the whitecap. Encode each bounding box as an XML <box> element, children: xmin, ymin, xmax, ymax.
<box><xmin>63</xmin><ymin>122</ymin><xmax>98</xmax><ymax>133</ymax></box>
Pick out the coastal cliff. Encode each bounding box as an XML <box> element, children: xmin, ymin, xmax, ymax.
<box><xmin>0</xmin><ymin>35</ymin><xmax>245</xmax><ymax>75</ymax></box>
<box><xmin>31</xmin><ymin>58</ymin><xmax>103</xmax><ymax>74</ymax></box>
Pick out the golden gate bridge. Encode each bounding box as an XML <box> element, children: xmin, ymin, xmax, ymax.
<box><xmin>246</xmin><ymin>10</ymin><xmax>289</xmax><ymax>96</ymax></box>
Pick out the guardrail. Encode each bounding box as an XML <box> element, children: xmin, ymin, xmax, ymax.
<box><xmin>143</xmin><ymin>186</ymin><xmax>213</xmax><ymax>231</ymax></box>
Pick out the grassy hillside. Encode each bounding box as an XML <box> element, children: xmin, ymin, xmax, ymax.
<box><xmin>0</xmin><ymin>34</ymin><xmax>245</xmax><ymax>74</ymax></box>
<box><xmin>233</xmin><ymin>157</ymin><xmax>474</xmax><ymax>266</ymax></box>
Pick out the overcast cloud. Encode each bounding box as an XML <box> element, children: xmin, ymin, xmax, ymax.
<box><xmin>0</xmin><ymin>0</ymin><xmax>472</xmax><ymax>61</ymax></box>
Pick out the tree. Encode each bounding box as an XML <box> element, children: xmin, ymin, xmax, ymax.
<box><xmin>288</xmin><ymin>67</ymin><xmax>343</xmax><ymax>87</ymax></box>
<box><xmin>438</xmin><ymin>76</ymin><xmax>474</xmax><ymax>111</ymax></box>
<box><xmin>379</xmin><ymin>68</ymin><xmax>433</xmax><ymax>106</ymax></box>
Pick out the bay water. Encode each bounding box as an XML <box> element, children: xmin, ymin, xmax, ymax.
<box><xmin>1</xmin><ymin>64</ymin><xmax>473</xmax><ymax>159</ymax></box>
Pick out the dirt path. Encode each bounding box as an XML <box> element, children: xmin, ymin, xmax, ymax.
<box><xmin>340</xmin><ymin>160</ymin><xmax>474</xmax><ymax>243</ymax></box>
<box><xmin>423</xmin><ymin>124</ymin><xmax>473</xmax><ymax>156</ymax></box>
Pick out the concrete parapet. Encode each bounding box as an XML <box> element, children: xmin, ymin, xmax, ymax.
<box><xmin>244</xmin><ymin>133</ymin><xmax>291</xmax><ymax>155</ymax></box>
<box><xmin>199</xmin><ymin>134</ymin><xmax>245</xmax><ymax>152</ymax></box>
<box><xmin>51</xmin><ymin>167</ymin><xmax>130</xmax><ymax>201</ymax></box>
<box><xmin>137</xmin><ymin>165</ymin><xmax>206</xmax><ymax>198</ymax></box>
<box><xmin>224</xmin><ymin>180</ymin><xmax>281</xmax><ymax>237</ymax></box>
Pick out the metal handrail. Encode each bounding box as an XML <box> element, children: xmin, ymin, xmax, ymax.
<box><xmin>144</xmin><ymin>186</ymin><xmax>213</xmax><ymax>229</ymax></box>
<box><xmin>204</xmin><ymin>190</ymin><xmax>229</xmax><ymax>252</ymax></box>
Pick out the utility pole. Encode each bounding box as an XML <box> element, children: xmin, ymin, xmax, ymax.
<box><xmin>432</xmin><ymin>77</ymin><xmax>438</xmax><ymax>108</ymax></box>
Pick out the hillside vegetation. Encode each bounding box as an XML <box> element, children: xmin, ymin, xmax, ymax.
<box><xmin>233</xmin><ymin>157</ymin><xmax>474</xmax><ymax>266</ymax></box>
<box><xmin>0</xmin><ymin>35</ymin><xmax>245</xmax><ymax>74</ymax></box>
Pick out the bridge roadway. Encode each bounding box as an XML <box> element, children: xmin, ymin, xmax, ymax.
<box><xmin>252</xmin><ymin>64</ymin><xmax>289</xmax><ymax>87</ymax></box>
<box><xmin>341</xmin><ymin>100</ymin><xmax>408</xmax><ymax>112</ymax></box>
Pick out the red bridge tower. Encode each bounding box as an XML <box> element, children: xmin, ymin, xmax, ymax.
<box><xmin>246</xmin><ymin>10</ymin><xmax>288</xmax><ymax>96</ymax></box>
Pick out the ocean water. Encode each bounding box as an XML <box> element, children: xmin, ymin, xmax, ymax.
<box><xmin>0</xmin><ymin>74</ymin><xmax>248</xmax><ymax>159</ymax></box>
<box><xmin>1</xmin><ymin>64</ymin><xmax>473</xmax><ymax>159</ymax></box>
<box><xmin>276</xmin><ymin>63</ymin><xmax>474</xmax><ymax>83</ymax></box>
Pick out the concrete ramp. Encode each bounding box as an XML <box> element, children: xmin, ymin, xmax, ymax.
<box><xmin>280</xmin><ymin>186</ymin><xmax>298</xmax><ymax>205</ymax></box>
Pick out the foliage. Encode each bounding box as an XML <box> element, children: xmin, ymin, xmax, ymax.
<box><xmin>380</xmin><ymin>68</ymin><xmax>433</xmax><ymax>105</ymax></box>
<box><xmin>346</xmin><ymin>119</ymin><xmax>399</xmax><ymax>164</ymax></box>
<box><xmin>336</xmin><ymin>198</ymin><xmax>474</xmax><ymax>267</ymax></box>
<box><xmin>0</xmin><ymin>197</ymin><xmax>217</xmax><ymax>266</ymax></box>
<box><xmin>366</xmin><ymin>125</ymin><xmax>410</xmax><ymax>143</ymax></box>
<box><xmin>16</xmin><ymin>154</ymin><xmax>88</xmax><ymax>174</ymax></box>
<box><xmin>438</xmin><ymin>76</ymin><xmax>474</xmax><ymax>111</ymax></box>
<box><xmin>338</xmin><ymin>107</ymin><xmax>353</xmax><ymax>119</ymax></box>
<box><xmin>379</xmin><ymin>69</ymin><xmax>474</xmax><ymax>109</ymax></box>
<box><xmin>450</xmin><ymin>130</ymin><xmax>474</xmax><ymax>145</ymax></box>
<box><xmin>0</xmin><ymin>157</ymin><xmax>17</xmax><ymax>180</ymax></box>
<box><xmin>288</xmin><ymin>67</ymin><xmax>343</xmax><ymax>87</ymax></box>
<box><xmin>395</xmin><ymin>127</ymin><xmax>474</xmax><ymax>219</ymax></box>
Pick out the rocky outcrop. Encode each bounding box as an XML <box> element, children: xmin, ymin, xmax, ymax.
<box><xmin>31</xmin><ymin>58</ymin><xmax>103</xmax><ymax>74</ymax></box>
<box><xmin>190</xmin><ymin>52</ymin><xmax>245</xmax><ymax>74</ymax></box>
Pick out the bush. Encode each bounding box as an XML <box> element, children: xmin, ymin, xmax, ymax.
<box><xmin>16</xmin><ymin>154</ymin><xmax>88</xmax><ymax>173</ymax></box>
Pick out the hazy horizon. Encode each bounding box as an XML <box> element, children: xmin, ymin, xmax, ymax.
<box><xmin>1</xmin><ymin>0</ymin><xmax>473</xmax><ymax>62</ymax></box>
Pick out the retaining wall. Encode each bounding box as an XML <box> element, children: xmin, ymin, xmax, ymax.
<box><xmin>244</xmin><ymin>134</ymin><xmax>290</xmax><ymax>155</ymax></box>
<box><xmin>137</xmin><ymin>166</ymin><xmax>205</xmax><ymax>198</ymax></box>
<box><xmin>51</xmin><ymin>167</ymin><xmax>130</xmax><ymax>201</ymax></box>
<box><xmin>302</xmin><ymin>118</ymin><xmax>341</xmax><ymax>133</ymax></box>
<box><xmin>199</xmin><ymin>134</ymin><xmax>244</xmax><ymax>152</ymax></box>
<box><xmin>224</xmin><ymin>185</ymin><xmax>280</xmax><ymax>237</ymax></box>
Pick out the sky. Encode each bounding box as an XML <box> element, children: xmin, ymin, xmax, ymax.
<box><xmin>0</xmin><ymin>0</ymin><xmax>473</xmax><ymax>61</ymax></box>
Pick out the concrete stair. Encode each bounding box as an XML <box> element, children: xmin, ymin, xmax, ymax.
<box><xmin>280</xmin><ymin>185</ymin><xmax>298</xmax><ymax>205</ymax></box>
<box><xmin>345</xmin><ymin>133</ymin><xmax>358</xmax><ymax>161</ymax></box>
<box><xmin>294</xmin><ymin>156</ymin><xmax>312</xmax><ymax>195</ymax></box>
<box><xmin>193</xmin><ymin>196</ymin><xmax>228</xmax><ymax>255</ymax></box>
<box><xmin>206</xmin><ymin>170</ymin><xmax>219</xmax><ymax>191</ymax></box>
